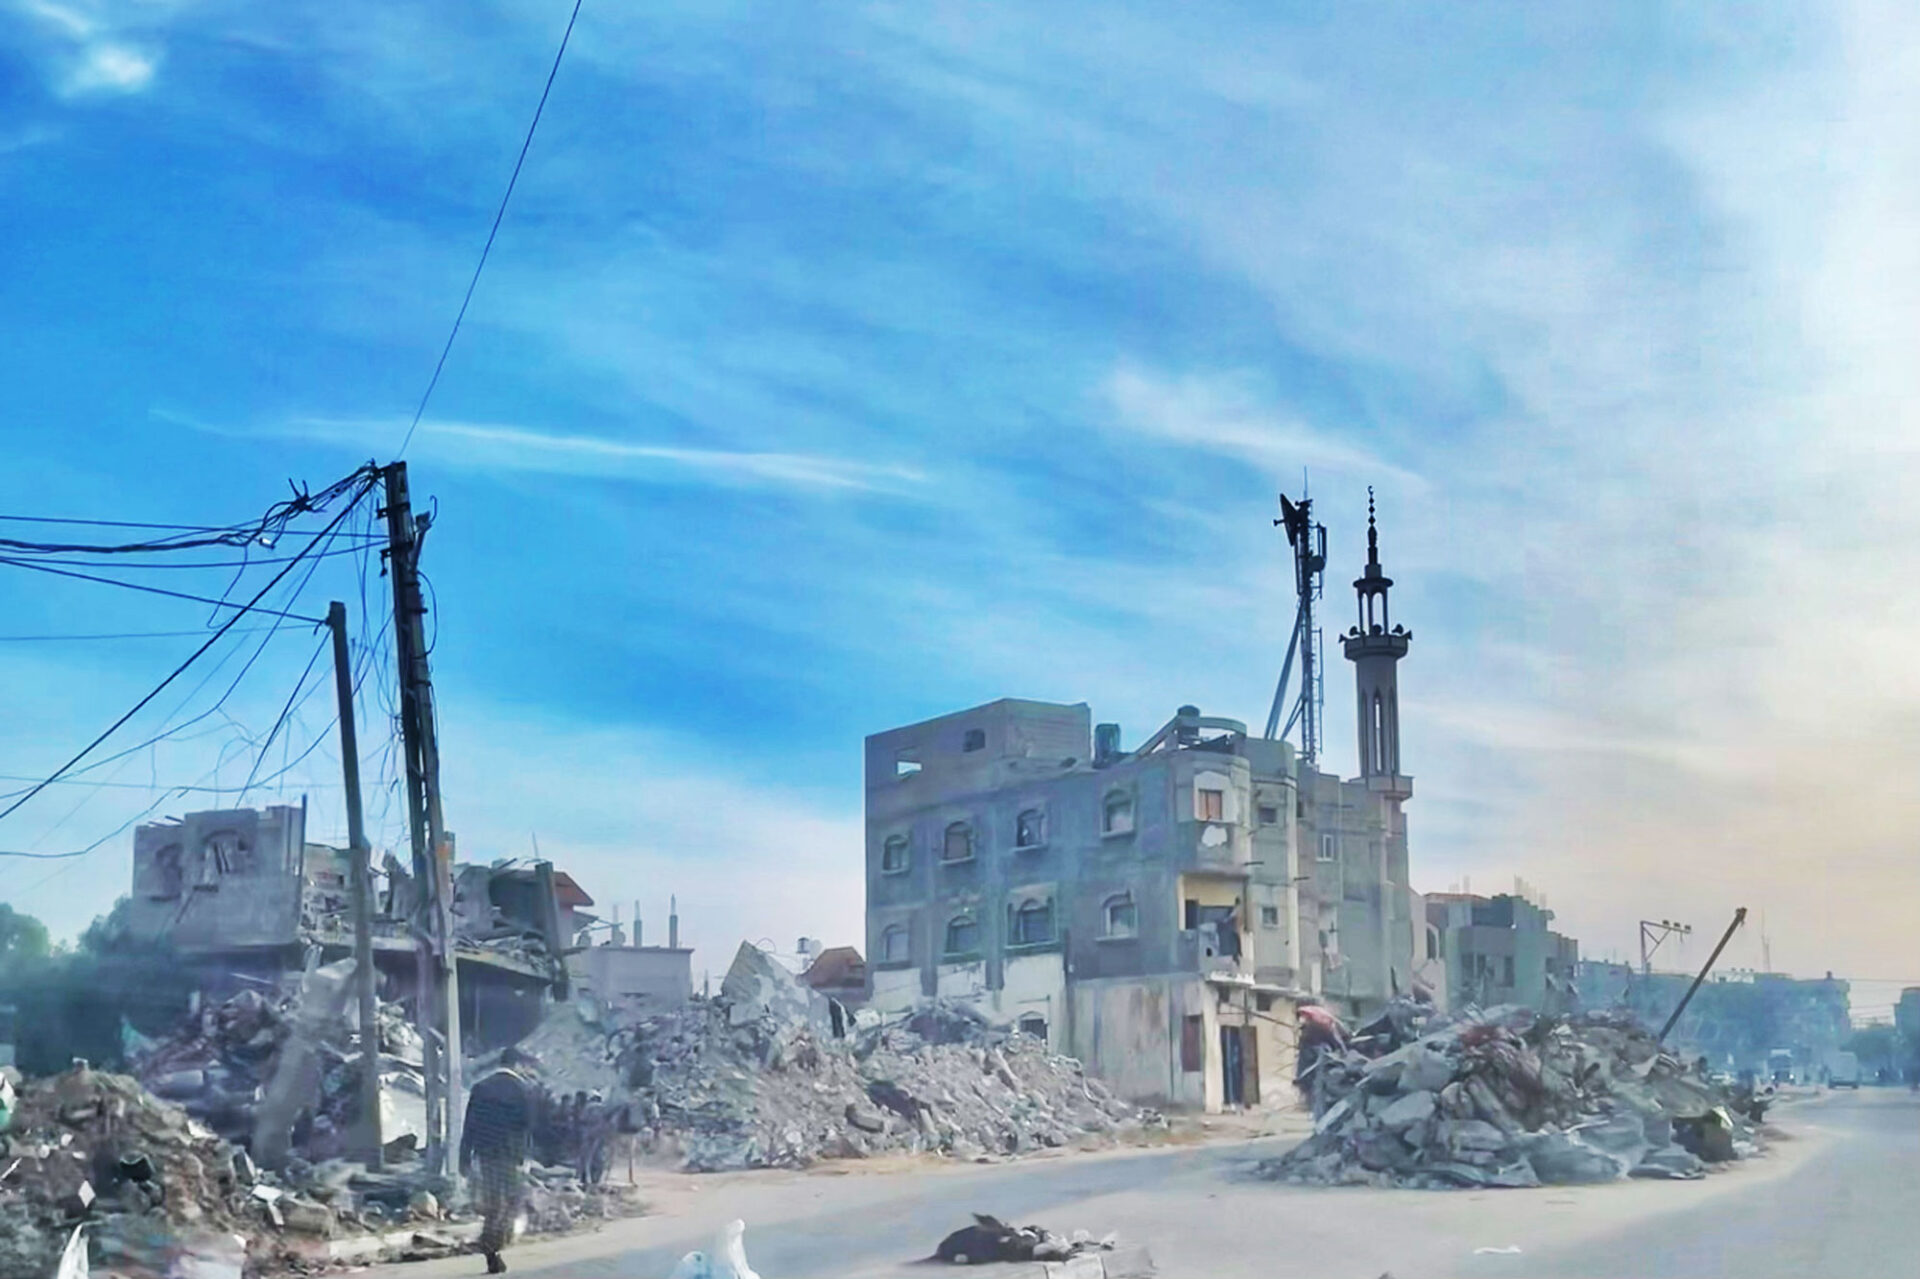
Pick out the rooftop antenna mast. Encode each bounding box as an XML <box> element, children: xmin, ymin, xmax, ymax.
<box><xmin>1265</xmin><ymin>475</ymin><xmax>1328</xmax><ymax>766</ymax></box>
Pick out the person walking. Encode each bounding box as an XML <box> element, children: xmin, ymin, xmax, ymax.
<box><xmin>461</xmin><ymin>1047</ymin><xmax>539</xmax><ymax>1274</ymax></box>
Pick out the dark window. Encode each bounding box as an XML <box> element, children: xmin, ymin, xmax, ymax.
<box><xmin>1181</xmin><ymin>1015</ymin><xmax>1204</xmax><ymax>1072</ymax></box>
<box><xmin>1015</xmin><ymin>808</ymin><xmax>1045</xmax><ymax>848</ymax></box>
<box><xmin>881</xmin><ymin>835</ymin><xmax>909</xmax><ymax>873</ymax></box>
<box><xmin>1260</xmin><ymin>905</ymin><xmax>1279</xmax><ymax>928</ymax></box>
<box><xmin>1258</xmin><ymin>805</ymin><xmax>1279</xmax><ymax>826</ymax></box>
<box><xmin>881</xmin><ymin>924</ymin><xmax>910</xmax><ymax>963</ymax></box>
<box><xmin>1503</xmin><ymin>956</ymin><xmax>1516</xmax><ymax>987</ymax></box>
<box><xmin>1184</xmin><ymin>898</ymin><xmax>1199</xmax><ymax>930</ymax></box>
<box><xmin>1255</xmin><ymin>994</ymin><xmax>1273</xmax><ymax>1012</ymax></box>
<box><xmin>1318</xmin><ymin>834</ymin><xmax>1336</xmax><ymax>862</ymax></box>
<box><xmin>962</xmin><ymin>728</ymin><xmax>986</xmax><ymax>752</ymax></box>
<box><xmin>942</xmin><ymin>821</ymin><xmax>974</xmax><ymax>862</ymax></box>
<box><xmin>1427</xmin><ymin>927</ymin><xmax>1442</xmax><ymax>960</ymax></box>
<box><xmin>944</xmin><ymin>915</ymin><xmax>979</xmax><ymax>955</ymax></box>
<box><xmin>1010</xmin><ymin>898</ymin><xmax>1054</xmax><ymax>946</ymax></box>
<box><xmin>1197</xmin><ymin>788</ymin><xmax>1225</xmax><ymax>822</ymax></box>
<box><xmin>1103</xmin><ymin>791</ymin><xmax>1134</xmax><ymax>835</ymax></box>
<box><xmin>1103</xmin><ymin>894</ymin><xmax>1137</xmax><ymax>938</ymax></box>
<box><xmin>1017</xmin><ymin>1014</ymin><xmax>1048</xmax><ymax>1040</ymax></box>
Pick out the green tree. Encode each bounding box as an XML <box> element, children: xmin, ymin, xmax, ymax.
<box><xmin>0</xmin><ymin>901</ymin><xmax>51</xmax><ymax>967</ymax></box>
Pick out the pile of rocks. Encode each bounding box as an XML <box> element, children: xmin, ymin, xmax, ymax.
<box><xmin>0</xmin><ymin>1065</ymin><xmax>259</xmax><ymax>1279</ymax></box>
<box><xmin>1264</xmin><ymin>1006</ymin><xmax>1761</xmax><ymax>1189</ymax></box>
<box><xmin>579</xmin><ymin>944</ymin><xmax>1156</xmax><ymax>1173</ymax></box>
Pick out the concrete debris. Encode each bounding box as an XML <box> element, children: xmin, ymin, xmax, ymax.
<box><xmin>1262</xmin><ymin>1005</ymin><xmax>1759</xmax><ymax>1189</ymax></box>
<box><xmin>0</xmin><ymin>1066</ymin><xmax>261</xmax><ymax>1279</ymax></box>
<box><xmin>554</xmin><ymin>944</ymin><xmax>1158</xmax><ymax>1173</ymax></box>
<box><xmin>934</xmin><ymin>1214</ymin><xmax>1122</xmax><ymax>1265</ymax></box>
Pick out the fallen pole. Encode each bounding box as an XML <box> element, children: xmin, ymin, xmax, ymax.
<box><xmin>1657</xmin><ymin>906</ymin><xmax>1747</xmax><ymax>1044</ymax></box>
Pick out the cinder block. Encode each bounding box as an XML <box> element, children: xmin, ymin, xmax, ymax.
<box><xmin>1101</xmin><ymin>1245</ymin><xmax>1156</xmax><ymax>1278</ymax></box>
<box><xmin>1041</xmin><ymin>1255</ymin><xmax>1107</xmax><ymax>1279</ymax></box>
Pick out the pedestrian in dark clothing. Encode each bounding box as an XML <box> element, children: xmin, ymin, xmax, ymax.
<box><xmin>461</xmin><ymin>1048</ymin><xmax>539</xmax><ymax>1274</ymax></box>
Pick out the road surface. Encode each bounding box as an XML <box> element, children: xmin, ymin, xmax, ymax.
<box><xmin>373</xmin><ymin>1089</ymin><xmax>1914</xmax><ymax>1279</ymax></box>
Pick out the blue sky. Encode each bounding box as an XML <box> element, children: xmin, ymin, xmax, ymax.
<box><xmin>2</xmin><ymin>1</ymin><xmax>1917</xmax><ymax>989</ymax></box>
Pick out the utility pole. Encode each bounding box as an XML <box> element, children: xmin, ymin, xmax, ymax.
<box><xmin>328</xmin><ymin>601</ymin><xmax>383</xmax><ymax>1170</ymax></box>
<box><xmin>1639</xmin><ymin>918</ymin><xmax>1691</xmax><ymax>975</ymax></box>
<box><xmin>381</xmin><ymin>463</ymin><xmax>463</xmax><ymax>1178</ymax></box>
<box><xmin>1658</xmin><ymin>908</ymin><xmax>1747</xmax><ymax>1044</ymax></box>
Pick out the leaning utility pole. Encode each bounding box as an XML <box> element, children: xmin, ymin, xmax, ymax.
<box><xmin>382</xmin><ymin>463</ymin><xmax>464</xmax><ymax>1177</ymax></box>
<box><xmin>1658</xmin><ymin>907</ymin><xmax>1747</xmax><ymax>1044</ymax></box>
<box><xmin>327</xmin><ymin>601</ymin><xmax>382</xmax><ymax>1169</ymax></box>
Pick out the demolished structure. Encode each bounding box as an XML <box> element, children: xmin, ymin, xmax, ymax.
<box><xmin>125</xmin><ymin>805</ymin><xmax>575</xmax><ymax>1048</ymax></box>
<box><xmin>518</xmin><ymin>943</ymin><xmax>1157</xmax><ymax>1173</ymax></box>
<box><xmin>1264</xmin><ymin>1003</ymin><xmax>1763</xmax><ymax>1189</ymax></box>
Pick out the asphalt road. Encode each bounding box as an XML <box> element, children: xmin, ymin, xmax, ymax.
<box><xmin>1445</xmin><ymin>1086</ymin><xmax>1920</xmax><ymax>1279</ymax></box>
<box><xmin>380</xmin><ymin>1088</ymin><xmax>1912</xmax><ymax>1279</ymax></box>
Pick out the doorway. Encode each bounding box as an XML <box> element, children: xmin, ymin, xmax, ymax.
<box><xmin>1219</xmin><ymin>1024</ymin><xmax>1260</xmax><ymax>1108</ymax></box>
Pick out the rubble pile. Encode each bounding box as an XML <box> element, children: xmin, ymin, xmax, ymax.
<box><xmin>135</xmin><ymin>976</ymin><xmax>427</xmax><ymax>1162</ymax></box>
<box><xmin>0</xmin><ymin>1066</ymin><xmax>258</xmax><ymax>1279</ymax></box>
<box><xmin>590</xmin><ymin>945</ymin><xmax>1156</xmax><ymax>1173</ymax></box>
<box><xmin>1265</xmin><ymin>1005</ymin><xmax>1763</xmax><ymax>1189</ymax></box>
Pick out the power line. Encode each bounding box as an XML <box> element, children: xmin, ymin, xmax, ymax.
<box><xmin>3</xmin><ymin>542</ymin><xmax>381</xmax><ymax>571</ymax></box>
<box><xmin>0</xmin><ymin>515</ymin><xmax>232</xmax><ymax>532</ymax></box>
<box><xmin>0</xmin><ymin>556</ymin><xmax>329</xmax><ymax>623</ymax></box>
<box><xmin>0</xmin><ymin>627</ymin><xmax>285</xmax><ymax>643</ymax></box>
<box><xmin>0</xmin><ymin>473</ymin><xmax>376</xmax><ymax>826</ymax></box>
<box><xmin>397</xmin><ymin>0</ymin><xmax>584</xmax><ymax>457</ymax></box>
<box><xmin>237</xmin><ymin>630</ymin><xmax>331</xmax><ymax>796</ymax></box>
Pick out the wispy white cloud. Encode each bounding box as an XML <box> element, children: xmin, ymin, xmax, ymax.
<box><xmin>10</xmin><ymin>0</ymin><xmax>167</xmax><ymax>97</ymax></box>
<box><xmin>1104</xmin><ymin>364</ymin><xmax>1426</xmax><ymax>488</ymax></box>
<box><xmin>179</xmin><ymin>412</ymin><xmax>930</xmax><ymax>496</ymax></box>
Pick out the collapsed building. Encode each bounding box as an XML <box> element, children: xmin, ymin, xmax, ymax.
<box><xmin>863</xmin><ymin>507</ymin><xmax>1431</xmax><ymax>1111</ymax></box>
<box><xmin>1426</xmin><ymin>889</ymin><xmax>1580</xmax><ymax>1015</ymax></box>
<box><xmin>125</xmin><ymin>805</ymin><xmax>571</xmax><ymax>1047</ymax></box>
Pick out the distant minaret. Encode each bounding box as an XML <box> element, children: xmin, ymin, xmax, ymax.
<box><xmin>1341</xmin><ymin>488</ymin><xmax>1412</xmax><ymax>799</ymax></box>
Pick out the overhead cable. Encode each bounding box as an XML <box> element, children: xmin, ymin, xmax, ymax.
<box><xmin>398</xmin><ymin>0</ymin><xmax>584</xmax><ymax>457</ymax></box>
<box><xmin>0</xmin><ymin>472</ymin><xmax>377</xmax><ymax>826</ymax></box>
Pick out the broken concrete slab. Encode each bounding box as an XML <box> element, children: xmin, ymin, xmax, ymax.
<box><xmin>1376</xmin><ymin>1089</ymin><xmax>1436</xmax><ymax>1131</ymax></box>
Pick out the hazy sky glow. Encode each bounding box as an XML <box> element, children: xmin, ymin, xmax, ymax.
<box><xmin>2</xmin><ymin>2</ymin><xmax>1916</xmax><ymax>998</ymax></box>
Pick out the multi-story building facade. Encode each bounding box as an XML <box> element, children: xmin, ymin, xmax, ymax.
<box><xmin>863</xmin><ymin>500</ymin><xmax>1427</xmax><ymax>1109</ymax></box>
<box><xmin>1426</xmin><ymin>891</ymin><xmax>1578</xmax><ymax>1013</ymax></box>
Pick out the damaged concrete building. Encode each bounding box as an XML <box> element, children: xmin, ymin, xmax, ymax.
<box><xmin>1425</xmin><ymin>890</ymin><xmax>1579</xmax><ymax>1014</ymax></box>
<box><xmin>864</xmin><ymin>698</ymin><xmax>1305</xmax><ymax>1111</ymax></box>
<box><xmin>126</xmin><ymin>804</ymin><xmax>571</xmax><ymax>1047</ymax></box>
<box><xmin>863</xmin><ymin>506</ymin><xmax>1430</xmax><ymax>1110</ymax></box>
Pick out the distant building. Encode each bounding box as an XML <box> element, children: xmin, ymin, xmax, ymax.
<box><xmin>801</xmin><ymin>945</ymin><xmax>869</xmax><ymax>1009</ymax></box>
<box><xmin>861</xmin><ymin>504</ymin><xmax>1427</xmax><ymax>1110</ymax></box>
<box><xmin>1426</xmin><ymin>891</ymin><xmax>1578</xmax><ymax>1013</ymax></box>
<box><xmin>1575</xmin><ymin>961</ymin><xmax>1850</xmax><ymax>1073</ymax></box>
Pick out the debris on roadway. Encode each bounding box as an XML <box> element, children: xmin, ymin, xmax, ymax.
<box><xmin>1263</xmin><ymin>1003</ymin><xmax>1765</xmax><ymax>1188</ymax></box>
<box><xmin>934</xmin><ymin>1213</ymin><xmax>1121</xmax><ymax>1265</ymax></box>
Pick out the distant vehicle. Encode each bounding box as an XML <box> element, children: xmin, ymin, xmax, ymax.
<box><xmin>1768</xmin><ymin>1048</ymin><xmax>1794</xmax><ymax>1084</ymax></box>
<box><xmin>1829</xmin><ymin>1052</ymin><xmax>1861</xmax><ymax>1088</ymax></box>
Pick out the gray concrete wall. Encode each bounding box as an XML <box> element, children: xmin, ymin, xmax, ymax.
<box><xmin>576</xmin><ymin>945</ymin><xmax>694</xmax><ymax>1011</ymax></box>
<box><xmin>128</xmin><ymin>805</ymin><xmax>307</xmax><ymax>952</ymax></box>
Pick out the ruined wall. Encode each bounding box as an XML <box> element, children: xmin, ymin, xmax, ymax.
<box><xmin>128</xmin><ymin>806</ymin><xmax>306</xmax><ymax>952</ymax></box>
